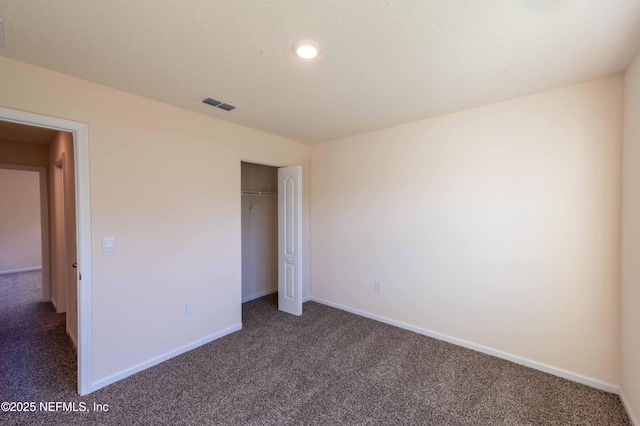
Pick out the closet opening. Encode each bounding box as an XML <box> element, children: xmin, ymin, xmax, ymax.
<box><xmin>240</xmin><ymin>161</ymin><xmax>303</xmax><ymax>316</ymax></box>
<box><xmin>241</xmin><ymin>161</ymin><xmax>279</xmax><ymax>306</ymax></box>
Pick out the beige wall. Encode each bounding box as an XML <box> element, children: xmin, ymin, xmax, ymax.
<box><xmin>621</xmin><ymin>50</ymin><xmax>640</xmax><ymax>423</ymax></box>
<box><xmin>311</xmin><ymin>75</ymin><xmax>623</xmax><ymax>385</ymax></box>
<box><xmin>241</xmin><ymin>162</ymin><xmax>278</xmax><ymax>301</ymax></box>
<box><xmin>0</xmin><ymin>53</ymin><xmax>627</xmax><ymax>396</ymax></box>
<box><xmin>0</xmin><ymin>56</ymin><xmax>311</xmax><ymax>384</ymax></box>
<box><xmin>0</xmin><ymin>168</ymin><xmax>42</xmax><ymax>273</ymax></box>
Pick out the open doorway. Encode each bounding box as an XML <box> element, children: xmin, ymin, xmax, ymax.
<box><xmin>0</xmin><ymin>120</ymin><xmax>78</xmax><ymax>383</ymax></box>
<box><xmin>240</xmin><ymin>161</ymin><xmax>303</xmax><ymax>316</ymax></box>
<box><xmin>0</xmin><ymin>163</ymin><xmax>79</xmax><ymax>393</ymax></box>
<box><xmin>0</xmin><ymin>109</ymin><xmax>92</xmax><ymax>396</ymax></box>
<box><xmin>0</xmin><ymin>168</ymin><xmax>43</xmax><ymax>276</ymax></box>
<box><xmin>241</xmin><ymin>162</ymin><xmax>278</xmax><ymax>303</ymax></box>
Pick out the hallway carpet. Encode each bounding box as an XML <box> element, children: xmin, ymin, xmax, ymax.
<box><xmin>0</xmin><ymin>271</ymin><xmax>76</xmax><ymax>403</ymax></box>
<box><xmin>0</xmin><ymin>271</ymin><xmax>631</xmax><ymax>425</ymax></box>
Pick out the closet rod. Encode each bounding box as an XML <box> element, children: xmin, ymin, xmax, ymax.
<box><xmin>242</xmin><ymin>191</ymin><xmax>277</xmax><ymax>211</ymax></box>
<box><xmin>241</xmin><ymin>191</ymin><xmax>277</xmax><ymax>197</ymax></box>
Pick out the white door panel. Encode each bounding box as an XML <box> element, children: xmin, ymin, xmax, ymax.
<box><xmin>278</xmin><ymin>166</ymin><xmax>302</xmax><ymax>316</ymax></box>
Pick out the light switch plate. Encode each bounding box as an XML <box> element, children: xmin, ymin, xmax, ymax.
<box><xmin>103</xmin><ymin>237</ymin><xmax>115</xmax><ymax>252</ymax></box>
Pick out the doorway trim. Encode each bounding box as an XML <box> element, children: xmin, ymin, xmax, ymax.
<box><xmin>0</xmin><ymin>107</ymin><xmax>92</xmax><ymax>396</ymax></box>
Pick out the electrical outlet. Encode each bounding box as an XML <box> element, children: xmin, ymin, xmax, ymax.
<box><xmin>374</xmin><ymin>281</ymin><xmax>382</xmax><ymax>293</ymax></box>
<box><xmin>181</xmin><ymin>301</ymin><xmax>191</xmax><ymax>315</ymax></box>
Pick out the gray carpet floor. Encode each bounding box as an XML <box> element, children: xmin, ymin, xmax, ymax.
<box><xmin>0</xmin><ymin>271</ymin><xmax>631</xmax><ymax>425</ymax></box>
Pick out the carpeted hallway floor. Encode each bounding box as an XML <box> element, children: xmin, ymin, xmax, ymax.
<box><xmin>0</xmin><ymin>271</ymin><xmax>77</xmax><ymax>401</ymax></box>
<box><xmin>1</xmin><ymin>271</ymin><xmax>631</xmax><ymax>425</ymax></box>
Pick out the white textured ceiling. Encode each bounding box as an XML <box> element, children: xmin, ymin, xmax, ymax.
<box><xmin>1</xmin><ymin>1</ymin><xmax>639</xmax><ymax>144</ymax></box>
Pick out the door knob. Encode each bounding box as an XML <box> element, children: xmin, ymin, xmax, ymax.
<box><xmin>72</xmin><ymin>263</ymin><xmax>77</xmax><ymax>268</ymax></box>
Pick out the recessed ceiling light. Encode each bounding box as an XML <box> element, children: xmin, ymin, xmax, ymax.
<box><xmin>293</xmin><ymin>39</ymin><xmax>321</xmax><ymax>59</ymax></box>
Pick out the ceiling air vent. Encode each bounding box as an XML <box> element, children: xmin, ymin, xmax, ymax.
<box><xmin>200</xmin><ymin>96</ymin><xmax>238</xmax><ymax>112</ymax></box>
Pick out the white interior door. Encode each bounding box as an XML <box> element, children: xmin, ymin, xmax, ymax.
<box><xmin>278</xmin><ymin>165</ymin><xmax>302</xmax><ymax>316</ymax></box>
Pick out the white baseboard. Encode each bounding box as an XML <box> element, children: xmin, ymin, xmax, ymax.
<box><xmin>67</xmin><ymin>326</ymin><xmax>78</xmax><ymax>350</ymax></box>
<box><xmin>620</xmin><ymin>388</ymin><xmax>639</xmax><ymax>426</ymax></box>
<box><xmin>50</xmin><ymin>296</ymin><xmax>58</xmax><ymax>312</ymax></box>
<box><xmin>91</xmin><ymin>323</ymin><xmax>242</xmax><ymax>393</ymax></box>
<box><xmin>0</xmin><ymin>266</ymin><xmax>42</xmax><ymax>275</ymax></box>
<box><xmin>242</xmin><ymin>291</ymin><xmax>311</xmax><ymax>304</ymax></box>
<box><xmin>309</xmin><ymin>296</ymin><xmax>618</xmax><ymax>394</ymax></box>
<box><xmin>242</xmin><ymin>289</ymin><xmax>277</xmax><ymax>303</ymax></box>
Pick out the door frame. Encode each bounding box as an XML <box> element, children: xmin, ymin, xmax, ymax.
<box><xmin>0</xmin><ymin>107</ymin><xmax>93</xmax><ymax>396</ymax></box>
